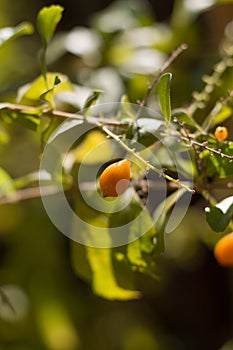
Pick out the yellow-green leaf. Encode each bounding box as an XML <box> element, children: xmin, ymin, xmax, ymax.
<box><xmin>17</xmin><ymin>73</ymin><xmax>73</xmax><ymax>106</ymax></box>
<box><xmin>157</xmin><ymin>72</ymin><xmax>172</xmax><ymax>123</ymax></box>
<box><xmin>37</xmin><ymin>5</ymin><xmax>64</xmax><ymax>46</ymax></box>
<box><xmin>87</xmin><ymin>246</ymin><xmax>141</xmax><ymax>300</ymax></box>
<box><xmin>0</xmin><ymin>22</ymin><xmax>34</xmax><ymax>48</ymax></box>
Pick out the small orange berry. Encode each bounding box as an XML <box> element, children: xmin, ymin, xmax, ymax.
<box><xmin>214</xmin><ymin>233</ymin><xmax>233</xmax><ymax>266</ymax></box>
<box><xmin>214</xmin><ymin>126</ymin><xmax>228</xmax><ymax>142</ymax></box>
<box><xmin>99</xmin><ymin>159</ymin><xmax>130</xmax><ymax>197</ymax></box>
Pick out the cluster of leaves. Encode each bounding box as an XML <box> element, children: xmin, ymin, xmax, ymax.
<box><xmin>0</xmin><ymin>2</ymin><xmax>233</xmax><ymax>301</ymax></box>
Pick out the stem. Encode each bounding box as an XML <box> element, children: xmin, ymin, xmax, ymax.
<box><xmin>201</xmin><ymin>189</ymin><xmax>217</xmax><ymax>206</ymax></box>
<box><xmin>181</xmin><ymin>136</ymin><xmax>233</xmax><ymax>161</ymax></box>
<box><xmin>174</xmin><ymin>117</ymin><xmax>233</xmax><ymax>161</ymax></box>
<box><xmin>0</xmin><ymin>103</ymin><xmax>125</xmax><ymax>128</ymax></box>
<box><xmin>0</xmin><ymin>186</ymin><xmax>60</xmax><ymax>205</ymax></box>
<box><xmin>101</xmin><ymin>125</ymin><xmax>194</xmax><ymax>193</ymax></box>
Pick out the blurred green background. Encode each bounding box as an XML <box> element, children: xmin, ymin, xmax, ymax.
<box><xmin>0</xmin><ymin>1</ymin><xmax>233</xmax><ymax>349</ymax></box>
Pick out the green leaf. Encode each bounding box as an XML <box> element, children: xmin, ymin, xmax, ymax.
<box><xmin>40</xmin><ymin>75</ymin><xmax>62</xmax><ymax>108</ymax></box>
<box><xmin>108</xmin><ymin>197</ymin><xmax>157</xmax><ymax>277</ymax></box>
<box><xmin>17</xmin><ymin>73</ymin><xmax>73</xmax><ymax>106</ymax></box>
<box><xmin>37</xmin><ymin>5</ymin><xmax>64</xmax><ymax>85</ymax></box>
<box><xmin>71</xmin><ymin>191</ymin><xmax>141</xmax><ymax>300</ymax></box>
<box><xmin>202</xmin><ymin>103</ymin><xmax>232</xmax><ymax>130</ymax></box>
<box><xmin>153</xmin><ymin>188</ymin><xmax>187</xmax><ymax>253</ymax></box>
<box><xmin>112</xmin><ymin>246</ymin><xmax>141</xmax><ymax>290</ymax></box>
<box><xmin>0</xmin><ymin>22</ymin><xmax>34</xmax><ymax>48</ymax></box>
<box><xmin>205</xmin><ymin>196</ymin><xmax>233</xmax><ymax>232</ymax></box>
<box><xmin>157</xmin><ymin>72</ymin><xmax>172</xmax><ymax>123</ymax></box>
<box><xmin>83</xmin><ymin>90</ymin><xmax>103</xmax><ymax>110</ymax></box>
<box><xmin>0</xmin><ymin>108</ymin><xmax>41</xmax><ymax>131</ymax></box>
<box><xmin>87</xmin><ymin>246</ymin><xmax>141</xmax><ymax>300</ymax></box>
<box><xmin>172</xmin><ymin>109</ymin><xmax>197</xmax><ymax>128</ymax></box>
<box><xmin>70</xmin><ymin>129</ymin><xmax>112</xmax><ymax>165</ymax></box>
<box><xmin>37</xmin><ymin>5</ymin><xmax>64</xmax><ymax>46</ymax></box>
<box><xmin>127</xmin><ymin>202</ymin><xmax>156</xmax><ymax>267</ymax></box>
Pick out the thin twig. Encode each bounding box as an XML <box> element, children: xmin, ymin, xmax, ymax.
<box><xmin>0</xmin><ymin>103</ymin><xmax>124</xmax><ymax>128</ymax></box>
<box><xmin>0</xmin><ymin>186</ymin><xmax>60</xmax><ymax>205</ymax></box>
<box><xmin>174</xmin><ymin>117</ymin><xmax>233</xmax><ymax>161</ymax></box>
<box><xmin>181</xmin><ymin>137</ymin><xmax>233</xmax><ymax>161</ymax></box>
<box><xmin>137</xmin><ymin>43</ymin><xmax>188</xmax><ymax>116</ymax></box>
<box><xmin>175</xmin><ymin>119</ymin><xmax>204</xmax><ymax>173</ymax></box>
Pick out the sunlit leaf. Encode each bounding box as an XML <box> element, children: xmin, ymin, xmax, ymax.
<box><xmin>37</xmin><ymin>5</ymin><xmax>64</xmax><ymax>85</ymax></box>
<box><xmin>71</xmin><ymin>192</ymin><xmax>141</xmax><ymax>300</ymax></box>
<box><xmin>40</xmin><ymin>75</ymin><xmax>62</xmax><ymax>108</ymax></box>
<box><xmin>83</xmin><ymin>90</ymin><xmax>103</xmax><ymax>110</ymax></box>
<box><xmin>69</xmin><ymin>130</ymin><xmax>112</xmax><ymax>164</ymax></box>
<box><xmin>0</xmin><ymin>22</ymin><xmax>34</xmax><ymax>47</ymax></box>
<box><xmin>202</xmin><ymin>103</ymin><xmax>232</xmax><ymax>130</ymax></box>
<box><xmin>37</xmin><ymin>5</ymin><xmax>64</xmax><ymax>46</ymax></box>
<box><xmin>0</xmin><ymin>108</ymin><xmax>41</xmax><ymax>131</ymax></box>
<box><xmin>157</xmin><ymin>72</ymin><xmax>172</xmax><ymax>123</ymax></box>
<box><xmin>87</xmin><ymin>246</ymin><xmax>141</xmax><ymax>300</ymax></box>
<box><xmin>205</xmin><ymin>196</ymin><xmax>233</xmax><ymax>232</ymax></box>
<box><xmin>172</xmin><ymin>109</ymin><xmax>197</xmax><ymax>128</ymax></box>
<box><xmin>17</xmin><ymin>73</ymin><xmax>73</xmax><ymax>106</ymax></box>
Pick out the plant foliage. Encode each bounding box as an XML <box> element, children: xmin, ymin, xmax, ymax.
<box><xmin>0</xmin><ymin>2</ymin><xmax>233</xmax><ymax>305</ymax></box>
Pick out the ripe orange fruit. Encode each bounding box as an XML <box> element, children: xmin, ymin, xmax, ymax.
<box><xmin>214</xmin><ymin>126</ymin><xmax>228</xmax><ymax>142</ymax></box>
<box><xmin>214</xmin><ymin>233</ymin><xmax>233</xmax><ymax>266</ymax></box>
<box><xmin>99</xmin><ymin>159</ymin><xmax>130</xmax><ymax>197</ymax></box>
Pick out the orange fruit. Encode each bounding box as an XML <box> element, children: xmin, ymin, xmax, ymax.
<box><xmin>214</xmin><ymin>126</ymin><xmax>228</xmax><ymax>142</ymax></box>
<box><xmin>214</xmin><ymin>233</ymin><xmax>233</xmax><ymax>266</ymax></box>
<box><xmin>99</xmin><ymin>159</ymin><xmax>130</xmax><ymax>197</ymax></box>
